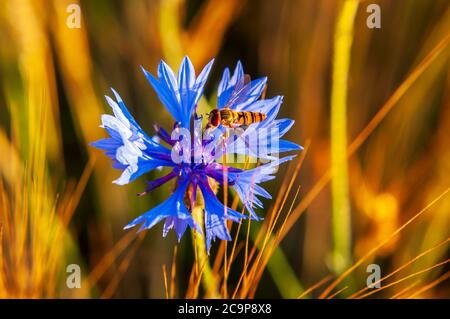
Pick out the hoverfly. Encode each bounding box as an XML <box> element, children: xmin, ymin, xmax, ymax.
<box><xmin>207</xmin><ymin>74</ymin><xmax>267</xmax><ymax>129</ymax></box>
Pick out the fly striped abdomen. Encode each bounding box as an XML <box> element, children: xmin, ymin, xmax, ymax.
<box><xmin>208</xmin><ymin>108</ymin><xmax>267</xmax><ymax>128</ymax></box>
<box><xmin>236</xmin><ymin>111</ymin><xmax>266</xmax><ymax>125</ymax></box>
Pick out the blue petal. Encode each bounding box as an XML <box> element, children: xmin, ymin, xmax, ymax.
<box><xmin>218</xmin><ymin>67</ymin><xmax>230</xmax><ymax>97</ymax></box>
<box><xmin>141</xmin><ymin>65</ymin><xmax>182</xmax><ymax>122</ymax></box>
<box><xmin>193</xmin><ymin>58</ymin><xmax>214</xmax><ymax>108</ymax></box>
<box><xmin>217</xmin><ymin>60</ymin><xmax>267</xmax><ymax>110</ymax></box>
<box><xmin>124</xmin><ymin>179</ymin><xmax>201</xmax><ymax>241</ymax></box>
<box><xmin>92</xmin><ymin>90</ymin><xmax>173</xmax><ymax>185</ymax></box>
<box><xmin>279</xmin><ymin>140</ymin><xmax>303</xmax><ymax>152</ymax></box>
<box><xmin>158</xmin><ymin>61</ymin><xmax>180</xmax><ymax>106</ymax></box>
<box><xmin>230</xmin><ymin>61</ymin><xmax>244</xmax><ymax>84</ymax></box>
<box><xmin>230</xmin><ymin>77</ymin><xmax>268</xmax><ymax>111</ymax></box>
<box><xmin>199</xmin><ymin>179</ymin><xmax>247</xmax><ymax>253</ymax></box>
<box><xmin>163</xmin><ymin>216</ymin><xmax>190</xmax><ymax>242</ymax></box>
<box><xmin>90</xmin><ymin>138</ymin><xmax>121</xmax><ymax>151</ymax></box>
<box><xmin>138</xmin><ymin>169</ymin><xmax>178</xmax><ymax>196</ymax></box>
<box><xmin>113</xmin><ymin>157</ymin><xmax>174</xmax><ymax>185</ymax></box>
<box><xmin>178</xmin><ymin>57</ymin><xmax>195</xmax><ymax>120</ymax></box>
<box><xmin>244</xmin><ymin>95</ymin><xmax>282</xmax><ymax>114</ymax></box>
<box><xmin>218</xmin><ymin>61</ymin><xmax>244</xmax><ymax>108</ymax></box>
<box><xmin>277</xmin><ymin>119</ymin><xmax>295</xmax><ymax>137</ymax></box>
<box><xmin>142</xmin><ymin>57</ymin><xmax>214</xmax><ymax>129</ymax></box>
<box><xmin>108</xmin><ymin>88</ymin><xmax>143</xmax><ymax>132</ymax></box>
<box><xmin>225</xmin><ymin>156</ymin><xmax>296</xmax><ymax>220</ymax></box>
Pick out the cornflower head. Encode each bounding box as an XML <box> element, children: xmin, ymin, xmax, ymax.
<box><xmin>92</xmin><ymin>57</ymin><xmax>302</xmax><ymax>252</ymax></box>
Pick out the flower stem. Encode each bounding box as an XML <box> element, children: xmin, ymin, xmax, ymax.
<box><xmin>191</xmin><ymin>192</ymin><xmax>221</xmax><ymax>298</ymax></box>
<box><xmin>330</xmin><ymin>0</ymin><xmax>359</xmax><ymax>274</ymax></box>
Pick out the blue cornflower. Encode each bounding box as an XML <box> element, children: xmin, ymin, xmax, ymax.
<box><xmin>92</xmin><ymin>57</ymin><xmax>301</xmax><ymax>252</ymax></box>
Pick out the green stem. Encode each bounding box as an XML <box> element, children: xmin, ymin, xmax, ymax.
<box><xmin>330</xmin><ymin>0</ymin><xmax>359</xmax><ymax>274</ymax></box>
<box><xmin>191</xmin><ymin>193</ymin><xmax>220</xmax><ymax>298</ymax></box>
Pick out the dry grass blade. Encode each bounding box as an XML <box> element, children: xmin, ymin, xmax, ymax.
<box><xmin>390</xmin><ymin>281</ymin><xmax>421</xmax><ymax>299</ymax></box>
<box><xmin>328</xmin><ymin>286</ymin><xmax>348</xmax><ymax>299</ymax></box>
<box><xmin>248</xmin><ymin>184</ymin><xmax>302</xmax><ymax>298</ymax></box>
<box><xmin>348</xmin><ymin>32</ymin><xmax>450</xmax><ymax>155</ymax></box>
<box><xmin>101</xmin><ymin>233</ymin><xmax>145</xmax><ymax>299</ymax></box>
<box><xmin>186</xmin><ymin>258</ymin><xmax>208</xmax><ymax>299</ymax></box>
<box><xmin>170</xmin><ymin>245</ymin><xmax>178</xmax><ymax>299</ymax></box>
<box><xmin>320</xmin><ymin>187</ymin><xmax>450</xmax><ymax>298</ymax></box>
<box><xmin>86</xmin><ymin>231</ymin><xmax>136</xmax><ymax>290</ymax></box>
<box><xmin>355</xmin><ymin>259</ymin><xmax>450</xmax><ymax>299</ymax></box>
<box><xmin>348</xmin><ymin>237</ymin><xmax>450</xmax><ymax>299</ymax></box>
<box><xmin>162</xmin><ymin>264</ymin><xmax>169</xmax><ymax>300</ymax></box>
<box><xmin>278</xmin><ymin>32</ymin><xmax>450</xmax><ymax>248</ymax></box>
<box><xmin>231</xmin><ymin>144</ymin><xmax>309</xmax><ymax>298</ymax></box>
<box><xmin>297</xmin><ymin>275</ymin><xmax>333</xmax><ymax>299</ymax></box>
<box><xmin>406</xmin><ymin>270</ymin><xmax>450</xmax><ymax>298</ymax></box>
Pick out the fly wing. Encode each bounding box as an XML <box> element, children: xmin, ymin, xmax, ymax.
<box><xmin>223</xmin><ymin>74</ymin><xmax>252</xmax><ymax>110</ymax></box>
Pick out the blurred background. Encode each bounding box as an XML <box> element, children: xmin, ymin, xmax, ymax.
<box><xmin>0</xmin><ymin>0</ymin><xmax>449</xmax><ymax>298</ymax></box>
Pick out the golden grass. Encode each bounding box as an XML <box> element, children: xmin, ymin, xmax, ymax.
<box><xmin>348</xmin><ymin>237</ymin><xmax>450</xmax><ymax>299</ymax></box>
<box><xmin>321</xmin><ymin>188</ymin><xmax>450</xmax><ymax>298</ymax></box>
<box><xmin>355</xmin><ymin>259</ymin><xmax>449</xmax><ymax>299</ymax></box>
